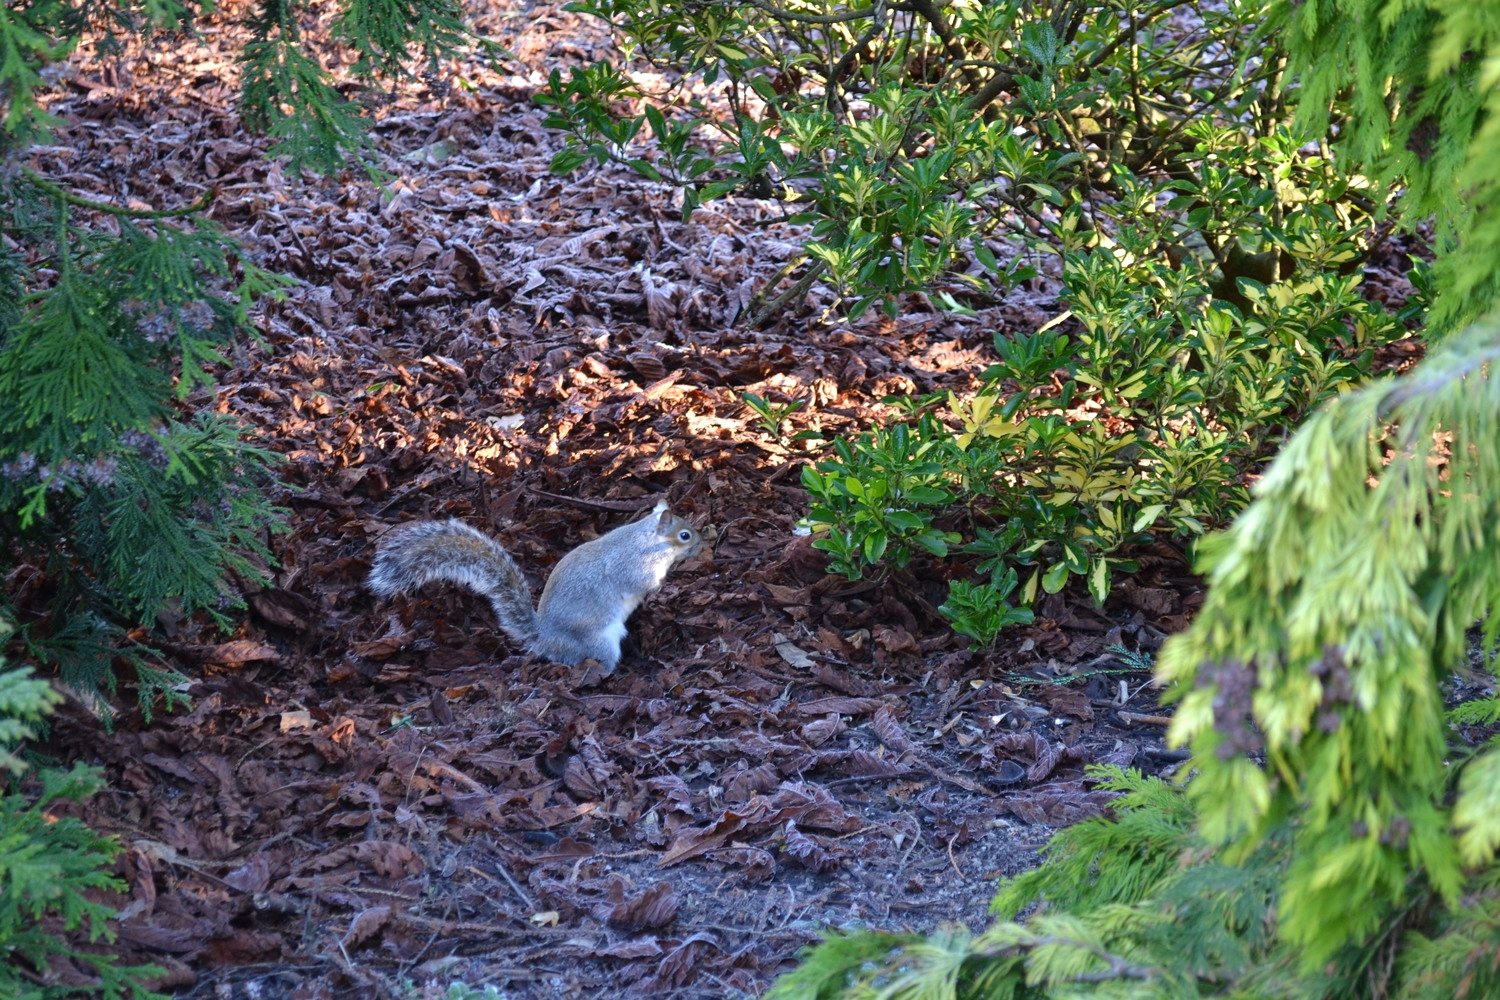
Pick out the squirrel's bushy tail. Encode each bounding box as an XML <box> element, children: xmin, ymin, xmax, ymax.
<box><xmin>368</xmin><ymin>519</ymin><xmax>541</xmax><ymax>648</ymax></box>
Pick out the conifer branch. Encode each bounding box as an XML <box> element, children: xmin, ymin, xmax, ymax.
<box><xmin>981</xmin><ymin>934</ymin><xmax>1159</xmax><ymax>981</ymax></box>
<box><xmin>22</xmin><ymin>169</ymin><xmax>213</xmax><ymax>218</ymax></box>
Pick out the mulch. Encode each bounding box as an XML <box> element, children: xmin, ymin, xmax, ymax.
<box><xmin>12</xmin><ymin>3</ymin><xmax>1419</xmax><ymax>997</ymax></box>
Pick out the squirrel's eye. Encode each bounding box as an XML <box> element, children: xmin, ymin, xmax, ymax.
<box><xmin>679</xmin><ymin>530</ymin><xmax>692</xmax><ymax>542</ymax></box>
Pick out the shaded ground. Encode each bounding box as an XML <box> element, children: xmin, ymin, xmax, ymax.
<box><xmin>19</xmin><ymin>5</ymin><xmax>1423</xmax><ymax>998</ymax></box>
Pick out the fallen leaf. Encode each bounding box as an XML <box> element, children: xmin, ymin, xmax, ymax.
<box><xmin>341</xmin><ymin>905</ymin><xmax>393</xmax><ymax>948</ymax></box>
<box><xmin>773</xmin><ymin>633</ymin><xmax>815</xmax><ymax>669</ymax></box>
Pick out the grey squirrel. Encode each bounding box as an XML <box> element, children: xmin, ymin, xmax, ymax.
<box><xmin>367</xmin><ymin>501</ymin><xmax>703</xmax><ymax>673</ymax></box>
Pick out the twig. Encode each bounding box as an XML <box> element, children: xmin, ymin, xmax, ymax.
<box><xmin>471</xmin><ymin>858</ymin><xmax>534</xmax><ymax>910</ymax></box>
<box><xmin>1118</xmin><ymin>710</ymin><xmax>1173</xmax><ymax>727</ymax></box>
<box><xmin>526</xmin><ymin>488</ymin><xmax>662</xmax><ymax>513</ymax></box>
<box><xmin>946</xmin><ymin>832</ymin><xmax>964</xmax><ymax>878</ymax></box>
<box><xmin>24</xmin><ymin>167</ymin><xmax>213</xmax><ymax>218</ymax></box>
<box><xmin>747</xmin><ymin>259</ymin><xmax>828</xmax><ymax>327</ymax></box>
<box><xmin>741</xmin><ymin>0</ymin><xmax>876</xmax><ymax>26</ymax></box>
<box><xmin>902</xmin><ymin>0</ymin><xmax>980</xmax><ymax>89</ymax></box>
<box><xmin>825</xmin><ymin>0</ymin><xmax>891</xmax><ymax>111</ymax></box>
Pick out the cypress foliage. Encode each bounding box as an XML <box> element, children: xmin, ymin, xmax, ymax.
<box><xmin>0</xmin><ymin>166</ymin><xmax>291</xmax><ymax>706</ymax></box>
<box><xmin>239</xmin><ymin>0</ymin><xmax>473</xmax><ymax>174</ymax></box>
<box><xmin>0</xmin><ymin>761</ymin><xmax>165</xmax><ymax>1000</ymax></box>
<box><xmin>0</xmin><ymin>5</ymin><xmax>475</xmax><ymax>992</ymax></box>
<box><xmin>1</xmin><ymin>636</ymin><xmax>165</xmax><ymax>999</ymax></box>
<box><xmin>1158</xmin><ymin>314</ymin><xmax>1500</xmax><ymax>962</ymax></box>
<box><xmin>1284</xmin><ymin>0</ymin><xmax>1500</xmax><ymax>330</ymax></box>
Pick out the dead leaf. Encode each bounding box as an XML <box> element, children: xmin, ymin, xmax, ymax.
<box><xmin>873</xmin><ymin>625</ymin><xmax>920</xmax><ymax>654</ymax></box>
<box><xmin>279</xmin><ymin>711</ymin><xmax>313</xmax><ymax>732</ymax></box>
<box><xmin>189</xmin><ymin>640</ymin><xmax>281</xmax><ymax>665</ymax></box>
<box><xmin>1001</xmin><ymin>779</ymin><xmax>1119</xmax><ymax>825</ymax></box>
<box><xmin>349</xmin><ymin>635</ymin><xmax>406</xmax><ymax>660</ymax></box>
<box><xmin>870</xmin><ymin>704</ymin><xmax>915</xmax><ymax>754</ymax></box>
<box><xmin>223</xmin><ymin>854</ymin><xmax>273</xmax><ymax>893</ymax></box>
<box><xmin>1034</xmin><ymin>684</ymin><xmax>1094</xmax><ymax>721</ymax></box>
<box><xmin>764</xmin><ymin>583</ymin><xmax>811</xmax><ymax>606</ymax></box>
<box><xmin>782</xmin><ymin>820</ymin><xmax>841</xmax><ymax>872</ymax></box>
<box><xmin>341</xmin><ymin>906</ymin><xmax>393</xmax><ymax>949</ymax></box>
<box><xmin>594</xmin><ymin>881</ymin><xmax>680</xmax><ymax>932</ymax></box>
<box><xmin>773</xmin><ymin>633</ymin><xmax>815</xmax><ymax>669</ymax></box>
<box><xmin>800</xmin><ymin>713</ymin><xmax>845</xmax><ymax>747</ymax></box>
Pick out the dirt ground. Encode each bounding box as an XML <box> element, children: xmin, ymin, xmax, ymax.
<box><xmin>17</xmin><ymin>4</ymin><xmax>1423</xmax><ymax>998</ymax></box>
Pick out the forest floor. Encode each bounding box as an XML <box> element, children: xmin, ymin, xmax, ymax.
<box><xmin>24</xmin><ymin>3</ymin><xmax>1423</xmax><ymax>998</ymax></box>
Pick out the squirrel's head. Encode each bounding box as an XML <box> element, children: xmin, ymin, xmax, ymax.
<box><xmin>654</xmin><ymin>506</ymin><xmax>704</xmax><ymax>563</ymax></box>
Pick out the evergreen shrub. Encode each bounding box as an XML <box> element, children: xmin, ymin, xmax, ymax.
<box><xmin>798</xmin><ymin>129</ymin><xmax>1405</xmax><ymax>626</ymax></box>
<box><xmin>1</xmin><ymin>652</ymin><xmax>163</xmax><ymax>999</ymax></box>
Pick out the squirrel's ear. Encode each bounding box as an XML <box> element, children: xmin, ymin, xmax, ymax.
<box><xmin>654</xmin><ymin>506</ymin><xmax>674</xmax><ymax>531</ymax></box>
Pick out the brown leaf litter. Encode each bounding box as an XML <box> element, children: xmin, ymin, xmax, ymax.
<box><xmin>11</xmin><ymin>3</ymin><xmax>1421</xmax><ymax>997</ymax></box>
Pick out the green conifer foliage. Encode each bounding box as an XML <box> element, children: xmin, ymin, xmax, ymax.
<box><xmin>770</xmin><ymin>768</ymin><xmax>1300</xmax><ymax>999</ymax></box>
<box><xmin>0</xmin><ymin>662</ymin><xmax>59</xmax><ymax>777</ymax></box>
<box><xmin>0</xmin><ymin>165</ymin><xmax>291</xmax><ymax>703</ymax></box>
<box><xmin>239</xmin><ymin>0</ymin><xmax>473</xmax><ymax>174</ymax></box>
<box><xmin>1157</xmin><ymin>314</ymin><xmax>1500</xmax><ymax>962</ymax></box>
<box><xmin>1284</xmin><ymin>0</ymin><xmax>1500</xmax><ymax>330</ymax></box>
<box><xmin>1</xmin><ymin>637</ymin><xmax>164</xmax><ymax>999</ymax></box>
<box><xmin>0</xmin><ymin>761</ymin><xmax>165</xmax><ymax>1000</ymax></box>
<box><xmin>0</xmin><ymin>0</ymin><xmax>474</xmax><ymax>988</ymax></box>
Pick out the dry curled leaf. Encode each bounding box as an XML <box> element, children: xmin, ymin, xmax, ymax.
<box><xmin>594</xmin><ymin>881</ymin><xmax>680</xmax><ymax>932</ymax></box>
<box><xmin>340</xmin><ymin>906</ymin><xmax>393</xmax><ymax>949</ymax></box>
<box><xmin>871</xmin><ymin>704</ymin><xmax>914</xmax><ymax>754</ymax></box>
<box><xmin>782</xmin><ymin>820</ymin><xmax>842</xmax><ymax>873</ymax></box>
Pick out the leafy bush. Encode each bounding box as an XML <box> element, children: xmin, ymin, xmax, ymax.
<box><xmin>1</xmin><ymin>654</ymin><xmax>162</xmax><ymax>999</ymax></box>
<box><xmin>801</xmin><ymin>419</ymin><xmax>960</xmax><ymax>577</ymax></box>
<box><xmin>549</xmin><ymin>0</ymin><xmax>1409</xmax><ymax>626</ymax></box>
<box><xmin>937</xmin><ymin>570</ymin><xmax>1034</xmax><ymax>649</ymax></box>
<box><xmin>802</xmin><ymin>171</ymin><xmax>1399</xmax><ymax>622</ymax></box>
<box><xmin>944</xmin><ymin>157</ymin><xmax>1396</xmax><ymax>603</ymax></box>
<box><xmin>540</xmin><ymin>0</ymin><xmax>1406</xmax><ymax>311</ymax></box>
<box><xmin>543</xmin><ymin>0</ymin><xmax>1309</xmax><ymax>319</ymax></box>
